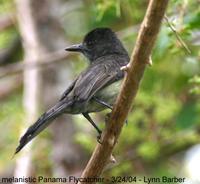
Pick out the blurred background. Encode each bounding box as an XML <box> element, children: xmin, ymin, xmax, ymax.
<box><xmin>0</xmin><ymin>0</ymin><xmax>199</xmax><ymax>183</ymax></box>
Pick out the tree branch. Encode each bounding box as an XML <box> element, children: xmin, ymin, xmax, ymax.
<box><xmin>0</xmin><ymin>50</ymin><xmax>71</xmax><ymax>79</ymax></box>
<box><xmin>164</xmin><ymin>15</ymin><xmax>191</xmax><ymax>54</ymax></box>
<box><xmin>78</xmin><ymin>0</ymin><xmax>169</xmax><ymax>183</ymax></box>
<box><xmin>0</xmin><ymin>26</ymin><xmax>138</xmax><ymax>79</ymax></box>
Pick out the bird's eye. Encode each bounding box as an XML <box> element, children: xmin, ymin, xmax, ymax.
<box><xmin>87</xmin><ymin>41</ymin><xmax>93</xmax><ymax>46</ymax></box>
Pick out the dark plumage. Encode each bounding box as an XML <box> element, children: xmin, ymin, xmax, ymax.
<box><xmin>15</xmin><ymin>28</ymin><xmax>129</xmax><ymax>154</ymax></box>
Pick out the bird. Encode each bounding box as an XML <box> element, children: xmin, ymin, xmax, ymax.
<box><xmin>15</xmin><ymin>27</ymin><xmax>130</xmax><ymax>154</ymax></box>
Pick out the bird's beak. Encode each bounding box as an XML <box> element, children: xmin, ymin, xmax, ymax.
<box><xmin>65</xmin><ymin>43</ymin><xmax>84</xmax><ymax>52</ymax></box>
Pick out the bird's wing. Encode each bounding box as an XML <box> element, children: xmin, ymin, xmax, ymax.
<box><xmin>73</xmin><ymin>61</ymin><xmax>123</xmax><ymax>102</ymax></box>
<box><xmin>59</xmin><ymin>77</ymin><xmax>78</xmax><ymax>101</ymax></box>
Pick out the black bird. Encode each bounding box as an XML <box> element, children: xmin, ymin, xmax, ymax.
<box><xmin>15</xmin><ymin>27</ymin><xmax>129</xmax><ymax>154</ymax></box>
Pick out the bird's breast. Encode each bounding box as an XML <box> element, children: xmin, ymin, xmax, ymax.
<box><xmin>85</xmin><ymin>79</ymin><xmax>122</xmax><ymax>113</ymax></box>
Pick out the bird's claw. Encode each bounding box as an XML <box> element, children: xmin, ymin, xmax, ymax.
<box><xmin>97</xmin><ymin>132</ymin><xmax>102</xmax><ymax>144</ymax></box>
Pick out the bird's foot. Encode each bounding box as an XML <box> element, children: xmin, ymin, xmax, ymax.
<box><xmin>97</xmin><ymin>132</ymin><xmax>102</xmax><ymax>144</ymax></box>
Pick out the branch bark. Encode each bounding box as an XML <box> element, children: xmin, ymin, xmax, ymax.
<box><xmin>78</xmin><ymin>0</ymin><xmax>169</xmax><ymax>183</ymax></box>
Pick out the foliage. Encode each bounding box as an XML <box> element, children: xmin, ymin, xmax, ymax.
<box><xmin>0</xmin><ymin>92</ymin><xmax>23</xmax><ymax>172</ymax></box>
<box><xmin>0</xmin><ymin>0</ymin><xmax>199</xmax><ymax>181</ymax></box>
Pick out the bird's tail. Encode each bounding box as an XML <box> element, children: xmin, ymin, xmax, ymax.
<box><xmin>15</xmin><ymin>100</ymin><xmax>72</xmax><ymax>154</ymax></box>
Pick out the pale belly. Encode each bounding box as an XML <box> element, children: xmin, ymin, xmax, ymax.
<box><xmin>84</xmin><ymin>79</ymin><xmax>122</xmax><ymax>113</ymax></box>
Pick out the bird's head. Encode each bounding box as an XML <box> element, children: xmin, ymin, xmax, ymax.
<box><xmin>65</xmin><ymin>27</ymin><xmax>128</xmax><ymax>62</ymax></box>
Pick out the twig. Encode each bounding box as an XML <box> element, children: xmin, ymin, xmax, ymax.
<box><xmin>106</xmin><ymin>129</ymin><xmax>200</xmax><ymax>171</ymax></box>
<box><xmin>164</xmin><ymin>15</ymin><xmax>191</xmax><ymax>54</ymax></box>
<box><xmin>78</xmin><ymin>0</ymin><xmax>169</xmax><ymax>183</ymax></box>
<box><xmin>0</xmin><ymin>50</ymin><xmax>72</xmax><ymax>79</ymax></box>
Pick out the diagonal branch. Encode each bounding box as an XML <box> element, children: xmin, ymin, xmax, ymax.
<box><xmin>78</xmin><ymin>0</ymin><xmax>169</xmax><ymax>183</ymax></box>
<box><xmin>0</xmin><ymin>50</ymin><xmax>71</xmax><ymax>79</ymax></box>
<box><xmin>164</xmin><ymin>15</ymin><xmax>191</xmax><ymax>54</ymax></box>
